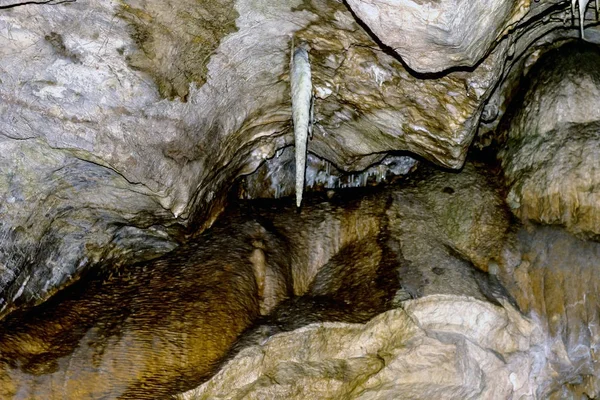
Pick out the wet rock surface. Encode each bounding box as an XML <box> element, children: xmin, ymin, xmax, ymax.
<box><xmin>0</xmin><ymin>213</ymin><xmax>294</xmax><ymax>399</ymax></box>
<box><xmin>497</xmin><ymin>226</ymin><xmax>600</xmax><ymax>399</ymax></box>
<box><xmin>0</xmin><ymin>1</ymin><xmax>599</xmax><ymax>398</ymax></box>
<box><xmin>180</xmin><ymin>226</ymin><xmax>600</xmax><ymax>400</ymax></box>
<box><xmin>1</xmin><ymin>0</ymin><xmax>598</xmax><ymax>317</ymax></box>
<box><xmin>500</xmin><ymin>42</ymin><xmax>600</xmax><ymax>239</ymax></box>
<box><xmin>0</xmin><ymin>163</ymin><xmax>516</xmax><ymax>398</ymax></box>
<box><xmin>178</xmin><ymin>164</ymin><xmax>530</xmax><ymax>400</ymax></box>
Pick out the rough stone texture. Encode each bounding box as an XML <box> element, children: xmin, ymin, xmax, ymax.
<box><xmin>296</xmin><ymin>0</ymin><xmax>507</xmax><ymax>171</ymax></box>
<box><xmin>497</xmin><ymin>226</ymin><xmax>600</xmax><ymax>399</ymax></box>
<box><xmin>477</xmin><ymin>7</ymin><xmax>600</xmax><ymax>149</ymax></box>
<box><xmin>0</xmin><ymin>0</ymin><xmax>311</xmax><ymax>316</ymax></box>
<box><xmin>0</xmin><ymin>0</ymin><xmax>597</xmax><ymax>323</ymax></box>
<box><xmin>179</xmin><ymin>297</ymin><xmax>540</xmax><ymax>400</ymax></box>
<box><xmin>0</xmin><ymin>0</ymin><xmax>598</xmax><ymax>397</ymax></box>
<box><xmin>386</xmin><ymin>163</ymin><xmax>510</xmax><ymax>274</ymax></box>
<box><xmin>247</xmin><ymin>163</ymin><xmax>510</xmax><ymax>295</ymax></box>
<box><xmin>117</xmin><ymin>0</ymin><xmax>239</xmax><ymax>100</ymax></box>
<box><xmin>179</xmin><ymin>227</ymin><xmax>600</xmax><ymax>400</ymax></box>
<box><xmin>176</xmin><ymin>163</ymin><xmax>523</xmax><ymax>398</ymax></box>
<box><xmin>0</xmin><ymin>162</ymin><xmax>516</xmax><ymax>397</ymax></box>
<box><xmin>0</xmin><ymin>138</ymin><xmax>179</xmax><ymax>317</ymax></box>
<box><xmin>500</xmin><ymin>43</ymin><xmax>600</xmax><ymax>239</ymax></box>
<box><xmin>0</xmin><ymin>0</ymin><xmax>511</xmax><ymax>315</ymax></box>
<box><xmin>346</xmin><ymin>0</ymin><xmax>530</xmax><ymax>73</ymax></box>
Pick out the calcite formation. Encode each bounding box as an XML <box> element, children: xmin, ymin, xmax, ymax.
<box><xmin>180</xmin><ymin>298</ymin><xmax>540</xmax><ymax>400</ymax></box>
<box><xmin>500</xmin><ymin>43</ymin><xmax>600</xmax><ymax>239</ymax></box>
<box><xmin>290</xmin><ymin>46</ymin><xmax>313</xmax><ymax>207</ymax></box>
<box><xmin>497</xmin><ymin>226</ymin><xmax>600</xmax><ymax>399</ymax></box>
<box><xmin>0</xmin><ymin>3</ymin><xmax>599</xmax><ymax>399</ymax></box>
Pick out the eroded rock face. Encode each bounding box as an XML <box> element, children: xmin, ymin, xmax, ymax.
<box><xmin>0</xmin><ymin>162</ymin><xmax>511</xmax><ymax>398</ymax></box>
<box><xmin>244</xmin><ymin>163</ymin><xmax>509</xmax><ymax>295</ymax></box>
<box><xmin>500</xmin><ymin>42</ymin><xmax>600</xmax><ymax>239</ymax></box>
<box><xmin>497</xmin><ymin>226</ymin><xmax>600</xmax><ymax>399</ymax></box>
<box><xmin>180</xmin><ymin>297</ymin><xmax>538</xmax><ymax>400</ymax></box>
<box><xmin>0</xmin><ymin>0</ymin><xmax>598</xmax><ymax>354</ymax></box>
<box><xmin>175</xmin><ymin>163</ymin><xmax>521</xmax><ymax>399</ymax></box>
<box><xmin>0</xmin><ymin>139</ymin><xmax>179</xmax><ymax>317</ymax></box>
<box><xmin>345</xmin><ymin>0</ymin><xmax>530</xmax><ymax>73</ymax></box>
<box><xmin>0</xmin><ymin>213</ymin><xmax>294</xmax><ymax>399</ymax></box>
<box><xmin>0</xmin><ymin>0</ymin><xmax>312</xmax><ymax>316</ymax></box>
<box><xmin>180</xmin><ymin>222</ymin><xmax>600</xmax><ymax>400</ymax></box>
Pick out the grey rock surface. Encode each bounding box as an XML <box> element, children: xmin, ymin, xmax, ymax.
<box><xmin>0</xmin><ymin>0</ymin><xmax>597</xmax><ymax>322</ymax></box>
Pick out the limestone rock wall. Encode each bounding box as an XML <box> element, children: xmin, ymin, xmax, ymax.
<box><xmin>180</xmin><ymin>213</ymin><xmax>600</xmax><ymax>400</ymax></box>
<box><xmin>0</xmin><ymin>0</ymin><xmax>598</xmax><ymax>328</ymax></box>
<box><xmin>178</xmin><ymin>164</ymin><xmax>528</xmax><ymax>400</ymax></box>
<box><xmin>500</xmin><ymin>43</ymin><xmax>600</xmax><ymax>239</ymax></box>
<box><xmin>180</xmin><ymin>298</ymin><xmax>539</xmax><ymax>400</ymax></box>
<box><xmin>498</xmin><ymin>227</ymin><xmax>600</xmax><ymax>399</ymax></box>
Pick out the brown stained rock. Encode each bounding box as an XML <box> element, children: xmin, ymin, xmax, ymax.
<box><xmin>296</xmin><ymin>0</ymin><xmax>506</xmax><ymax>170</ymax></box>
<box><xmin>497</xmin><ymin>226</ymin><xmax>600</xmax><ymax>399</ymax></box>
<box><xmin>248</xmin><ymin>162</ymin><xmax>510</xmax><ymax>296</ymax></box>
<box><xmin>387</xmin><ymin>163</ymin><xmax>511</xmax><ymax>274</ymax></box>
<box><xmin>179</xmin><ymin>183</ymin><xmax>600</xmax><ymax>400</ymax></box>
<box><xmin>117</xmin><ymin>0</ymin><xmax>239</xmax><ymax>101</ymax></box>
<box><xmin>502</xmin><ymin>42</ymin><xmax>600</xmax><ymax>143</ymax></box>
<box><xmin>0</xmin><ymin>215</ymin><xmax>293</xmax><ymax>399</ymax></box>
<box><xmin>245</xmin><ymin>190</ymin><xmax>389</xmax><ymax>296</ymax></box>
<box><xmin>500</xmin><ymin>42</ymin><xmax>600</xmax><ymax>239</ymax></box>
<box><xmin>0</xmin><ymin>162</ymin><xmax>515</xmax><ymax>398</ymax></box>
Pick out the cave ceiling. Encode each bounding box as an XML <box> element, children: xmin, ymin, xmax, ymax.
<box><xmin>0</xmin><ymin>0</ymin><xmax>599</xmax><ymax>316</ymax></box>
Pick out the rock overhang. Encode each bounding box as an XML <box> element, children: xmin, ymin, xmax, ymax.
<box><xmin>0</xmin><ymin>0</ymin><xmax>599</xmax><ymax>317</ymax></box>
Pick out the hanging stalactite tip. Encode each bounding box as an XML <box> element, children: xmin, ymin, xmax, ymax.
<box><xmin>290</xmin><ymin>44</ymin><xmax>313</xmax><ymax>208</ymax></box>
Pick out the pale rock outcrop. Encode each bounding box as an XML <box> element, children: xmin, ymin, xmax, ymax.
<box><xmin>345</xmin><ymin>0</ymin><xmax>530</xmax><ymax>73</ymax></box>
<box><xmin>497</xmin><ymin>226</ymin><xmax>600</xmax><ymax>398</ymax></box>
<box><xmin>500</xmin><ymin>43</ymin><xmax>600</xmax><ymax>239</ymax></box>
<box><xmin>179</xmin><ymin>296</ymin><xmax>541</xmax><ymax>400</ymax></box>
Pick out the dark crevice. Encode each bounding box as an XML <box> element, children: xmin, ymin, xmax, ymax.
<box><xmin>0</xmin><ymin>0</ymin><xmax>75</xmax><ymax>10</ymax></box>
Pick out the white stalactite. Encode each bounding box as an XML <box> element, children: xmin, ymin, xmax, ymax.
<box><xmin>290</xmin><ymin>46</ymin><xmax>312</xmax><ymax>208</ymax></box>
<box><xmin>572</xmin><ymin>0</ymin><xmax>596</xmax><ymax>39</ymax></box>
